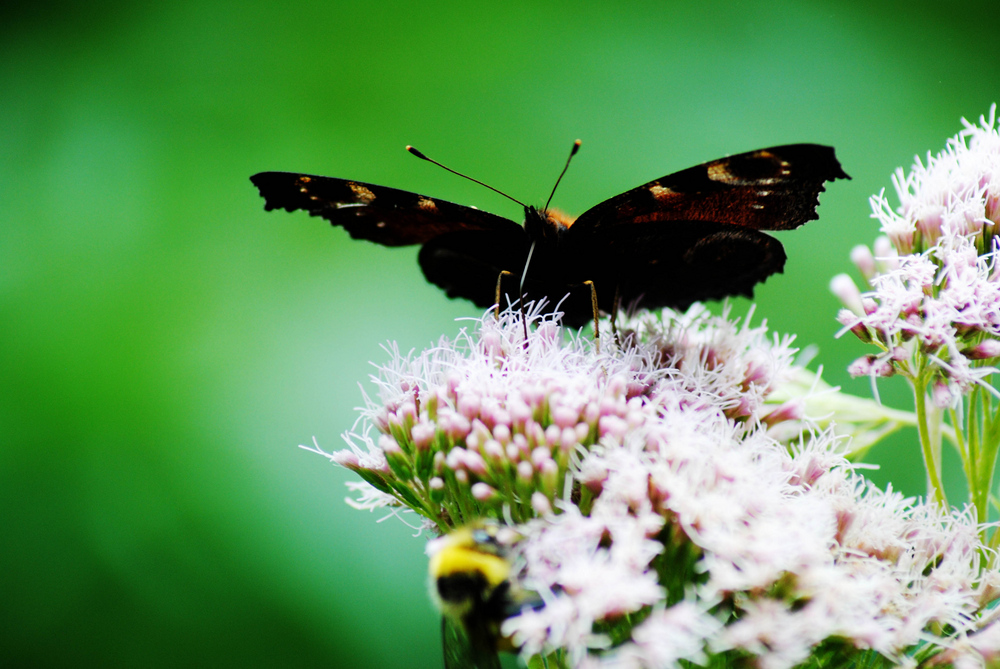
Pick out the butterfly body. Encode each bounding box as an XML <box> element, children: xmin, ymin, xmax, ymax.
<box><xmin>251</xmin><ymin>144</ymin><xmax>848</xmax><ymax>326</ymax></box>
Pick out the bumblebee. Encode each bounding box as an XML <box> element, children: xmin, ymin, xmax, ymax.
<box><xmin>428</xmin><ymin>522</ymin><xmax>528</xmax><ymax>669</ymax></box>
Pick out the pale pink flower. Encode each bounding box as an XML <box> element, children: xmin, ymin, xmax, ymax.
<box><xmin>314</xmin><ymin>300</ymin><xmax>997</xmax><ymax>667</ymax></box>
<box><xmin>836</xmin><ymin>106</ymin><xmax>1000</xmax><ymax>396</ymax></box>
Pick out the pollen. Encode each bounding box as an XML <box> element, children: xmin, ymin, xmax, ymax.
<box><xmin>417</xmin><ymin>197</ymin><xmax>438</xmax><ymax>212</ymax></box>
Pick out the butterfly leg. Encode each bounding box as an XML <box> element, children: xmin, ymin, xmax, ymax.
<box><xmin>610</xmin><ymin>284</ymin><xmax>622</xmax><ymax>347</ymax></box>
<box><xmin>494</xmin><ymin>270</ymin><xmax>514</xmax><ymax>320</ymax></box>
<box><xmin>583</xmin><ymin>281</ymin><xmax>600</xmax><ymax>354</ymax></box>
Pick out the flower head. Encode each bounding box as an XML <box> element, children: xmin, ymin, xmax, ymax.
<box><xmin>834</xmin><ymin>105</ymin><xmax>1000</xmax><ymax>399</ymax></box>
<box><xmin>309</xmin><ymin>301</ymin><xmax>997</xmax><ymax>667</ymax></box>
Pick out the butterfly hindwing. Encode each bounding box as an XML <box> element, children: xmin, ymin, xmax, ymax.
<box><xmin>612</xmin><ymin>220</ymin><xmax>787</xmax><ymax>312</ymax></box>
<box><xmin>418</xmin><ymin>229</ymin><xmax>530</xmax><ymax>309</ymax></box>
<box><xmin>250</xmin><ymin>171</ymin><xmax>522</xmax><ymax>247</ymax></box>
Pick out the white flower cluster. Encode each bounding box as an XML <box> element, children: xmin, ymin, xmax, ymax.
<box><xmin>832</xmin><ymin>105</ymin><xmax>1000</xmax><ymax>404</ymax></box>
<box><xmin>312</xmin><ymin>303</ymin><xmax>999</xmax><ymax>667</ymax></box>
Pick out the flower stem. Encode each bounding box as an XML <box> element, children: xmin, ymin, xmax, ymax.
<box><xmin>914</xmin><ymin>371</ymin><xmax>947</xmax><ymax>507</ymax></box>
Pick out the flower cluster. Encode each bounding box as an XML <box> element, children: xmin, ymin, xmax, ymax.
<box><xmin>832</xmin><ymin>105</ymin><xmax>1000</xmax><ymax>403</ymax></box>
<box><xmin>831</xmin><ymin>105</ymin><xmax>1000</xmax><ymax>515</ymax></box>
<box><xmin>310</xmin><ymin>303</ymin><xmax>999</xmax><ymax>668</ymax></box>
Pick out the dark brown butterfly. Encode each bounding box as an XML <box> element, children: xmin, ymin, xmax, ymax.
<box><xmin>250</xmin><ymin>143</ymin><xmax>848</xmax><ymax>327</ymax></box>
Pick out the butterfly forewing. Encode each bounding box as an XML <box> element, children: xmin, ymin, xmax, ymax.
<box><xmin>567</xmin><ymin>144</ymin><xmax>850</xmax><ymax>240</ymax></box>
<box><xmin>250</xmin><ymin>171</ymin><xmax>522</xmax><ymax>246</ymax></box>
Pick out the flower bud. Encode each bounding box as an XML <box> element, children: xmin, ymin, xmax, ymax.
<box><xmin>830</xmin><ymin>274</ymin><xmax>864</xmax><ymax>315</ymax></box>
<box><xmin>849</xmin><ymin>244</ymin><xmax>877</xmax><ymax>282</ymax></box>
<box><xmin>962</xmin><ymin>339</ymin><xmax>1000</xmax><ymax>359</ymax></box>
<box><xmin>471</xmin><ymin>482</ymin><xmax>496</xmax><ymax>501</ymax></box>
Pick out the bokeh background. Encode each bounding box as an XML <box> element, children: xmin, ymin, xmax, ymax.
<box><xmin>3</xmin><ymin>0</ymin><xmax>999</xmax><ymax>666</ymax></box>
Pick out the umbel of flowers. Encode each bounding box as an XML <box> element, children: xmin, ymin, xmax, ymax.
<box><xmin>832</xmin><ymin>105</ymin><xmax>1000</xmax><ymax>522</ymax></box>
<box><xmin>310</xmin><ymin>300</ymin><xmax>1000</xmax><ymax>668</ymax></box>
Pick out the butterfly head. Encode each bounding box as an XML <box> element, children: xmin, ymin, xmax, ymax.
<box><xmin>523</xmin><ymin>205</ymin><xmax>575</xmax><ymax>244</ymax></box>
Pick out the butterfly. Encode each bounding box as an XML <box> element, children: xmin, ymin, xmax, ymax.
<box><xmin>250</xmin><ymin>143</ymin><xmax>849</xmax><ymax>327</ymax></box>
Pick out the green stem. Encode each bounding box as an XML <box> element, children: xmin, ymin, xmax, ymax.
<box><xmin>976</xmin><ymin>391</ymin><xmax>1000</xmax><ymax>537</ymax></box>
<box><xmin>914</xmin><ymin>372</ymin><xmax>947</xmax><ymax>507</ymax></box>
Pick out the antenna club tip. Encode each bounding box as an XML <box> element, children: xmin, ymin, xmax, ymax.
<box><xmin>406</xmin><ymin>145</ymin><xmax>428</xmax><ymax>160</ymax></box>
<box><xmin>574</xmin><ymin>139</ymin><xmax>582</xmax><ymax>147</ymax></box>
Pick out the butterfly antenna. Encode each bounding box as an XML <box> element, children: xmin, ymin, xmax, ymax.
<box><xmin>543</xmin><ymin>139</ymin><xmax>581</xmax><ymax>212</ymax></box>
<box><xmin>406</xmin><ymin>146</ymin><xmax>527</xmax><ymax>208</ymax></box>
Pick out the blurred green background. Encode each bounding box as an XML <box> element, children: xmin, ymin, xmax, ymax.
<box><xmin>3</xmin><ymin>0</ymin><xmax>999</xmax><ymax>666</ymax></box>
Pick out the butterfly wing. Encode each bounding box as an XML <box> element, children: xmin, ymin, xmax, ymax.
<box><xmin>250</xmin><ymin>172</ymin><xmax>523</xmax><ymax>246</ymax></box>
<box><xmin>564</xmin><ymin>144</ymin><xmax>849</xmax><ymax>311</ymax></box>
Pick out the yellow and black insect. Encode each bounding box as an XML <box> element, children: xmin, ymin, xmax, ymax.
<box><xmin>428</xmin><ymin>522</ymin><xmax>531</xmax><ymax>669</ymax></box>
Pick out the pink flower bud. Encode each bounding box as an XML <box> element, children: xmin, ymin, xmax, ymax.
<box><xmin>850</xmin><ymin>244</ymin><xmax>877</xmax><ymax>281</ymax></box>
<box><xmin>932</xmin><ymin>381</ymin><xmax>955</xmax><ymax>409</ymax></box>
<box><xmin>531</xmin><ymin>491</ymin><xmax>552</xmax><ymax>515</ymax></box>
<box><xmin>847</xmin><ymin>355</ymin><xmax>874</xmax><ymax>377</ymax></box>
<box><xmin>464</xmin><ymin>450</ymin><xmax>488</xmax><ymax>477</ymax></box>
<box><xmin>411</xmin><ymin>422</ymin><xmax>436</xmax><ymax>450</ymax></box>
<box><xmin>762</xmin><ymin>400</ymin><xmax>804</xmax><ymax>427</ymax></box>
<box><xmin>457</xmin><ymin>394</ymin><xmax>481</xmax><ymax>420</ymax></box>
<box><xmin>506</xmin><ymin>443</ymin><xmax>520</xmax><ymax>461</ymax></box>
<box><xmin>471</xmin><ymin>482</ymin><xmax>496</xmax><ymax>501</ymax></box>
<box><xmin>445</xmin><ymin>447</ymin><xmax>464</xmax><ymax>471</ymax></box>
<box><xmin>331</xmin><ymin>450</ymin><xmax>361</xmax><ymax>469</ymax></box>
<box><xmin>480</xmin><ymin>330</ymin><xmax>504</xmax><ymax>359</ymax></box>
<box><xmin>492</xmin><ymin>424</ymin><xmax>511</xmax><ymax>444</ymax></box>
<box><xmin>429</xmin><ymin>476</ymin><xmax>445</xmax><ymax>502</ymax></box>
<box><xmin>830</xmin><ymin>274</ymin><xmax>864</xmax><ymax>315</ymax></box>
<box><xmin>552</xmin><ymin>406</ymin><xmax>578</xmax><ymax>429</ymax></box>
<box><xmin>379</xmin><ymin>434</ymin><xmax>402</xmax><ymax>455</ymax></box>
<box><xmin>962</xmin><ymin>339</ymin><xmax>1000</xmax><ymax>359</ymax></box>
<box><xmin>873</xmin><ymin>236</ymin><xmax>900</xmax><ymax>271</ymax></box>
<box><xmin>532</xmin><ymin>446</ymin><xmax>552</xmax><ymax>466</ymax></box>
<box><xmin>599</xmin><ymin>415</ymin><xmax>629</xmax><ymax>440</ymax></box>
<box><xmin>483</xmin><ymin>439</ymin><xmax>505</xmax><ymax>463</ymax></box>
<box><xmin>871</xmin><ymin>358</ymin><xmax>895</xmax><ymax>377</ymax></box>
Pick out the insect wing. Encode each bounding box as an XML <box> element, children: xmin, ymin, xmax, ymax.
<box><xmin>562</xmin><ymin>144</ymin><xmax>848</xmax><ymax>312</ymax></box>
<box><xmin>250</xmin><ymin>171</ymin><xmax>523</xmax><ymax>247</ymax></box>
<box><xmin>567</xmin><ymin>144</ymin><xmax>850</xmax><ymax>240</ymax></box>
<box><xmin>418</xmin><ymin>229</ymin><xmax>530</xmax><ymax>310</ymax></box>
